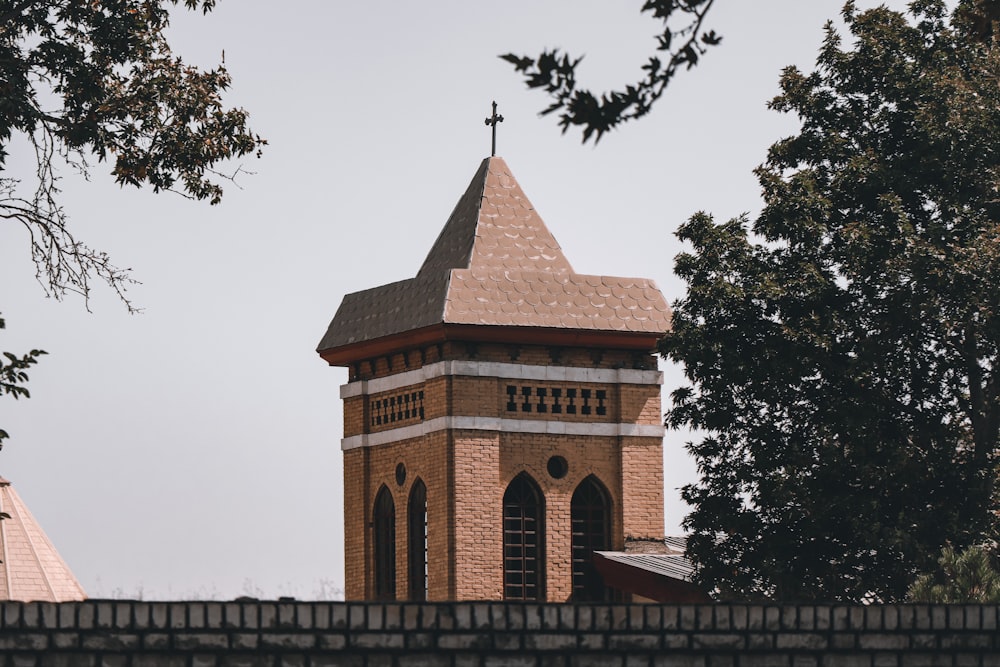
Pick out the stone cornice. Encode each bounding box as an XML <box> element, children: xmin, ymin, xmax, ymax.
<box><xmin>340</xmin><ymin>360</ymin><xmax>663</xmax><ymax>399</ymax></box>
<box><xmin>341</xmin><ymin>416</ymin><xmax>665</xmax><ymax>450</ymax></box>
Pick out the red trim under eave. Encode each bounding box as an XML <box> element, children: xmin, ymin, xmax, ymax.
<box><xmin>592</xmin><ymin>553</ymin><xmax>712</xmax><ymax>603</ymax></box>
<box><xmin>317</xmin><ymin>323</ymin><xmax>664</xmax><ymax>367</ymax></box>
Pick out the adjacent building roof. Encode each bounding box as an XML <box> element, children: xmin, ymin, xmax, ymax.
<box><xmin>593</xmin><ymin>537</ymin><xmax>711</xmax><ymax>603</ymax></box>
<box><xmin>594</xmin><ymin>551</ymin><xmax>695</xmax><ymax>583</ymax></box>
<box><xmin>0</xmin><ymin>477</ymin><xmax>86</xmax><ymax>601</ymax></box>
<box><xmin>317</xmin><ymin>157</ymin><xmax>671</xmax><ymax>357</ymax></box>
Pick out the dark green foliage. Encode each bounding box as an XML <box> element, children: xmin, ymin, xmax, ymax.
<box><xmin>908</xmin><ymin>544</ymin><xmax>1000</xmax><ymax>603</ymax></box>
<box><xmin>1</xmin><ymin>0</ymin><xmax>266</xmax><ymax>309</ymax></box>
<box><xmin>0</xmin><ymin>314</ymin><xmax>46</xmax><ymax>448</ymax></box>
<box><xmin>661</xmin><ymin>1</ymin><xmax>1000</xmax><ymax>601</ymax></box>
<box><xmin>501</xmin><ymin>0</ymin><xmax>720</xmax><ymax>143</ymax></box>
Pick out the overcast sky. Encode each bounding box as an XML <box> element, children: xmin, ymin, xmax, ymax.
<box><xmin>0</xmin><ymin>1</ymin><xmax>912</xmax><ymax>600</ymax></box>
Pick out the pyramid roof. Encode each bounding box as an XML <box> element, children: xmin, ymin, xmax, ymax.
<box><xmin>0</xmin><ymin>477</ymin><xmax>86</xmax><ymax>601</ymax></box>
<box><xmin>317</xmin><ymin>157</ymin><xmax>671</xmax><ymax>362</ymax></box>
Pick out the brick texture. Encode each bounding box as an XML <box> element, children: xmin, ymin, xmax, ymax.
<box><xmin>341</xmin><ymin>342</ymin><xmax>665</xmax><ymax>602</ymax></box>
<box><xmin>1</xmin><ymin>602</ymin><xmax>998</xmax><ymax>666</ymax></box>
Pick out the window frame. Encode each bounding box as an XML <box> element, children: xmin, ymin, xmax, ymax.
<box><xmin>570</xmin><ymin>475</ymin><xmax>612</xmax><ymax>601</ymax></box>
<box><xmin>503</xmin><ymin>472</ymin><xmax>545</xmax><ymax>601</ymax></box>
<box><xmin>407</xmin><ymin>478</ymin><xmax>428</xmax><ymax>601</ymax></box>
<box><xmin>373</xmin><ymin>485</ymin><xmax>396</xmax><ymax>600</ymax></box>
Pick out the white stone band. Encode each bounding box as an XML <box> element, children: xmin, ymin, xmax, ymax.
<box><xmin>341</xmin><ymin>416</ymin><xmax>665</xmax><ymax>450</ymax></box>
<box><xmin>340</xmin><ymin>360</ymin><xmax>662</xmax><ymax>399</ymax></box>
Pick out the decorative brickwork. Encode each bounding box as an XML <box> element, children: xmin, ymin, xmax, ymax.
<box><xmin>368</xmin><ymin>390</ymin><xmax>425</xmax><ymax>431</ymax></box>
<box><xmin>318</xmin><ymin>158</ymin><xmax>672</xmax><ymax>602</ymax></box>
<box><xmin>338</xmin><ymin>348</ymin><xmax>665</xmax><ymax>601</ymax></box>
<box><xmin>505</xmin><ymin>385</ymin><xmax>608</xmax><ymax>417</ymax></box>
<box><xmin>2</xmin><ymin>601</ymin><xmax>1000</xmax><ymax>665</ymax></box>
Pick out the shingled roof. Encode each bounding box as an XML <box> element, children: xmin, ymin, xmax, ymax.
<box><xmin>317</xmin><ymin>157</ymin><xmax>671</xmax><ymax>356</ymax></box>
<box><xmin>0</xmin><ymin>477</ymin><xmax>86</xmax><ymax>601</ymax></box>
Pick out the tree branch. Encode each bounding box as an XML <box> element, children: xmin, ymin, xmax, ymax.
<box><xmin>501</xmin><ymin>0</ymin><xmax>719</xmax><ymax>143</ymax></box>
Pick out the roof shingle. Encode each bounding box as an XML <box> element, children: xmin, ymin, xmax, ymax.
<box><xmin>0</xmin><ymin>477</ymin><xmax>86</xmax><ymax>601</ymax></box>
<box><xmin>317</xmin><ymin>157</ymin><xmax>671</xmax><ymax>354</ymax></box>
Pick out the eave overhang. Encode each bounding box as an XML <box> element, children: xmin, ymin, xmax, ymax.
<box><xmin>592</xmin><ymin>552</ymin><xmax>711</xmax><ymax>604</ymax></box>
<box><xmin>318</xmin><ymin>323</ymin><xmax>662</xmax><ymax>367</ymax></box>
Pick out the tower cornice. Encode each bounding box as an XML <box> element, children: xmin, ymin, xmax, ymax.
<box><xmin>318</xmin><ymin>323</ymin><xmax>662</xmax><ymax>367</ymax></box>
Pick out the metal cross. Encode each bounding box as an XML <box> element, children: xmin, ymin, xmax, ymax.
<box><xmin>484</xmin><ymin>101</ymin><xmax>504</xmax><ymax>157</ymax></box>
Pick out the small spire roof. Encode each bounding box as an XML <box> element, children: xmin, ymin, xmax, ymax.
<box><xmin>0</xmin><ymin>477</ymin><xmax>86</xmax><ymax>602</ymax></box>
<box><xmin>415</xmin><ymin>157</ymin><xmax>574</xmax><ymax>278</ymax></box>
<box><xmin>317</xmin><ymin>157</ymin><xmax>671</xmax><ymax>357</ymax></box>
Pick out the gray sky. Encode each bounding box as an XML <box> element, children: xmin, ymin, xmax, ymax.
<box><xmin>0</xmin><ymin>1</ymin><xmax>911</xmax><ymax>599</ymax></box>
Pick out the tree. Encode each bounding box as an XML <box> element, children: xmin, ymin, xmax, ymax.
<box><xmin>907</xmin><ymin>544</ymin><xmax>1000</xmax><ymax>603</ymax></box>
<box><xmin>1</xmin><ymin>1</ymin><xmax>264</xmax><ymax>448</ymax></box>
<box><xmin>502</xmin><ymin>1</ymin><xmax>1000</xmax><ymax>144</ymax></box>
<box><xmin>0</xmin><ymin>314</ymin><xmax>46</xmax><ymax>449</ymax></box>
<box><xmin>501</xmin><ymin>0</ymin><xmax>721</xmax><ymax>143</ymax></box>
<box><xmin>660</xmin><ymin>0</ymin><xmax>1000</xmax><ymax>602</ymax></box>
<box><xmin>1</xmin><ymin>0</ymin><xmax>266</xmax><ymax>311</ymax></box>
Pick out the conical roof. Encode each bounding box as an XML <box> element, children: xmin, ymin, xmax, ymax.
<box><xmin>0</xmin><ymin>477</ymin><xmax>86</xmax><ymax>601</ymax></box>
<box><xmin>317</xmin><ymin>157</ymin><xmax>671</xmax><ymax>358</ymax></box>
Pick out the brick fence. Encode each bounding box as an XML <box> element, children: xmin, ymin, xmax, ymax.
<box><xmin>1</xmin><ymin>601</ymin><xmax>999</xmax><ymax>666</ymax></box>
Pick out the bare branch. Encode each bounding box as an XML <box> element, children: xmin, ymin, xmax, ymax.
<box><xmin>0</xmin><ymin>0</ymin><xmax>264</xmax><ymax>311</ymax></box>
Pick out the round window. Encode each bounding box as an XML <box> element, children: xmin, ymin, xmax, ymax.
<box><xmin>546</xmin><ymin>456</ymin><xmax>568</xmax><ymax>479</ymax></box>
<box><xmin>395</xmin><ymin>462</ymin><xmax>407</xmax><ymax>486</ymax></box>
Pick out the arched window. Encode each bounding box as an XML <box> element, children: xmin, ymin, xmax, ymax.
<box><xmin>407</xmin><ymin>479</ymin><xmax>428</xmax><ymax>601</ymax></box>
<box><xmin>571</xmin><ymin>475</ymin><xmax>611</xmax><ymax>601</ymax></box>
<box><xmin>373</xmin><ymin>485</ymin><xmax>396</xmax><ymax>600</ymax></box>
<box><xmin>503</xmin><ymin>473</ymin><xmax>544</xmax><ymax>600</ymax></box>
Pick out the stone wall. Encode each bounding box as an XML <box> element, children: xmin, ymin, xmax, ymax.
<box><xmin>1</xmin><ymin>601</ymin><xmax>999</xmax><ymax>666</ymax></box>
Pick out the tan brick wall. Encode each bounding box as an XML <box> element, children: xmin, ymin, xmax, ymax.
<box><xmin>342</xmin><ymin>432</ymin><xmax>451</xmax><ymax>601</ymax></box>
<box><xmin>452</xmin><ymin>430</ymin><xmax>502</xmax><ymax>600</ymax></box>
<box><xmin>451</xmin><ymin>376</ymin><xmax>500</xmax><ymax>419</ymax></box>
<box><xmin>621</xmin><ymin>437</ymin><xmax>665</xmax><ymax>539</ymax></box>
<box><xmin>498</xmin><ymin>433</ymin><xmax>623</xmax><ymax>602</ymax></box>
<box><xmin>340</xmin><ymin>340</ymin><xmax>665</xmax><ymax>602</ymax></box>
<box><xmin>497</xmin><ymin>380</ymin><xmax>616</xmax><ymax>423</ymax></box>
<box><xmin>348</xmin><ymin>345</ymin><xmax>443</xmax><ymax>382</ymax></box>
<box><xmin>345</xmin><ymin>413</ymin><xmax>659</xmax><ymax>602</ymax></box>
<box><xmin>620</xmin><ymin>384</ymin><xmax>663</xmax><ymax>425</ymax></box>
<box><xmin>448</xmin><ymin>376</ymin><xmax>657</xmax><ymax>427</ymax></box>
<box><xmin>346</xmin><ymin>370</ymin><xmax>659</xmax><ymax>436</ymax></box>
<box><xmin>424</xmin><ymin>376</ymin><xmax>449</xmax><ymax>422</ymax></box>
<box><xmin>342</xmin><ymin>448</ymin><xmax>366</xmax><ymax>600</ymax></box>
<box><xmin>344</xmin><ymin>375</ymin><xmax>449</xmax><ymax>437</ymax></box>
<box><xmin>365</xmin><ymin>387</ymin><xmax>426</xmax><ymax>434</ymax></box>
<box><xmin>342</xmin><ymin>396</ymin><xmax>366</xmax><ymax>438</ymax></box>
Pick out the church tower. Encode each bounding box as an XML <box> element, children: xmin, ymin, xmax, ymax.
<box><xmin>317</xmin><ymin>157</ymin><xmax>671</xmax><ymax>601</ymax></box>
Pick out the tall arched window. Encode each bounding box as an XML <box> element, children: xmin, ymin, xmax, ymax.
<box><xmin>407</xmin><ymin>479</ymin><xmax>428</xmax><ymax>601</ymax></box>
<box><xmin>571</xmin><ymin>475</ymin><xmax>611</xmax><ymax>601</ymax></box>
<box><xmin>503</xmin><ymin>473</ymin><xmax>545</xmax><ymax>600</ymax></box>
<box><xmin>373</xmin><ymin>485</ymin><xmax>396</xmax><ymax>600</ymax></box>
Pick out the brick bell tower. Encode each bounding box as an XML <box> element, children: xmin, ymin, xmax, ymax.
<box><xmin>317</xmin><ymin>157</ymin><xmax>671</xmax><ymax>602</ymax></box>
